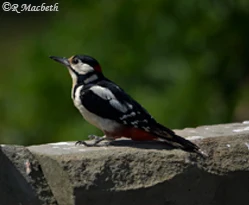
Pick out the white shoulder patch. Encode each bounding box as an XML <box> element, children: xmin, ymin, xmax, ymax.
<box><xmin>109</xmin><ymin>100</ymin><xmax>127</xmax><ymax>113</ymax></box>
<box><xmin>90</xmin><ymin>85</ymin><xmax>128</xmax><ymax>113</ymax></box>
<box><xmin>90</xmin><ymin>85</ymin><xmax>115</xmax><ymax>100</ymax></box>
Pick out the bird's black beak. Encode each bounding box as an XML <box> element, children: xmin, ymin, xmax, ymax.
<box><xmin>49</xmin><ymin>56</ymin><xmax>70</xmax><ymax>67</ymax></box>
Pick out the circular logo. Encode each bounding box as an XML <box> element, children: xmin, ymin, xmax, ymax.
<box><xmin>2</xmin><ymin>2</ymin><xmax>11</xmax><ymax>11</ymax></box>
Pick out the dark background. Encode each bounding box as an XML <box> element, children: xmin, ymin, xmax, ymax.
<box><xmin>0</xmin><ymin>0</ymin><xmax>249</xmax><ymax>145</ymax></box>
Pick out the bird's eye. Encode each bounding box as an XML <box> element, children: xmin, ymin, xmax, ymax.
<box><xmin>72</xmin><ymin>58</ymin><xmax>79</xmax><ymax>64</ymax></box>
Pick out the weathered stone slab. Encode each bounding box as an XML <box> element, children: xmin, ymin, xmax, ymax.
<box><xmin>0</xmin><ymin>145</ymin><xmax>57</xmax><ymax>205</ymax></box>
<box><xmin>28</xmin><ymin>122</ymin><xmax>249</xmax><ymax>205</ymax></box>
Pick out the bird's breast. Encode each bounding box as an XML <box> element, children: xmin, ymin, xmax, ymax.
<box><xmin>73</xmin><ymin>85</ymin><xmax>121</xmax><ymax>132</ymax></box>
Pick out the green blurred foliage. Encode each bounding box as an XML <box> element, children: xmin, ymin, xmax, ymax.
<box><xmin>0</xmin><ymin>0</ymin><xmax>249</xmax><ymax>145</ymax></box>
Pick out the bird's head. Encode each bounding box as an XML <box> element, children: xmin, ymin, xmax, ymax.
<box><xmin>50</xmin><ymin>55</ymin><xmax>103</xmax><ymax>85</ymax></box>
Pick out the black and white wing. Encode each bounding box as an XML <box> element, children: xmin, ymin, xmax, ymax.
<box><xmin>80</xmin><ymin>80</ymin><xmax>157</xmax><ymax>131</ymax></box>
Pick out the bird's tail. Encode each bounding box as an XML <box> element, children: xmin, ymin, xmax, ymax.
<box><xmin>153</xmin><ymin>123</ymin><xmax>207</xmax><ymax>157</ymax></box>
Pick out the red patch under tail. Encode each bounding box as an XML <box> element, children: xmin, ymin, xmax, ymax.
<box><xmin>121</xmin><ymin>127</ymin><xmax>157</xmax><ymax>141</ymax></box>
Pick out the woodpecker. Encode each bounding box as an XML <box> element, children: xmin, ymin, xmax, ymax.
<box><xmin>50</xmin><ymin>55</ymin><xmax>205</xmax><ymax>156</ymax></box>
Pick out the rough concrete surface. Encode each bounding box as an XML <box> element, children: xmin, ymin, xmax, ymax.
<box><xmin>1</xmin><ymin>122</ymin><xmax>249</xmax><ymax>205</ymax></box>
<box><xmin>0</xmin><ymin>145</ymin><xmax>57</xmax><ymax>205</ymax></box>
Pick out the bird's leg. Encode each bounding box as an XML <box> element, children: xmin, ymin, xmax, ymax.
<box><xmin>88</xmin><ymin>134</ymin><xmax>103</xmax><ymax>141</ymax></box>
<box><xmin>75</xmin><ymin>131</ymin><xmax>117</xmax><ymax>147</ymax></box>
<box><xmin>75</xmin><ymin>135</ymin><xmax>107</xmax><ymax>146</ymax></box>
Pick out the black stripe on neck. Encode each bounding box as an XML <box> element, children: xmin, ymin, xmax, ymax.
<box><xmin>72</xmin><ymin>72</ymin><xmax>104</xmax><ymax>99</ymax></box>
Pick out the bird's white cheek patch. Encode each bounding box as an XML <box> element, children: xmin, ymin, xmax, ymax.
<box><xmin>72</xmin><ymin>63</ymin><xmax>94</xmax><ymax>75</ymax></box>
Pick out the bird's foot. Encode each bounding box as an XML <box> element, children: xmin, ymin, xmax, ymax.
<box><xmin>75</xmin><ymin>135</ymin><xmax>106</xmax><ymax>147</ymax></box>
<box><xmin>75</xmin><ymin>140</ymin><xmax>93</xmax><ymax>146</ymax></box>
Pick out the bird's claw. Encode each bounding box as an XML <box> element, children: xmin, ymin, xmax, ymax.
<box><xmin>75</xmin><ymin>140</ymin><xmax>100</xmax><ymax>147</ymax></box>
<box><xmin>75</xmin><ymin>135</ymin><xmax>106</xmax><ymax>147</ymax></box>
<box><xmin>75</xmin><ymin>140</ymin><xmax>92</xmax><ymax>146</ymax></box>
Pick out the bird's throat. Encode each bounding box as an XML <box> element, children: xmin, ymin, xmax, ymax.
<box><xmin>70</xmin><ymin>72</ymin><xmax>103</xmax><ymax>100</ymax></box>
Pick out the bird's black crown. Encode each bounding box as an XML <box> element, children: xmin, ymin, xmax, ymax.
<box><xmin>73</xmin><ymin>55</ymin><xmax>100</xmax><ymax>68</ymax></box>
